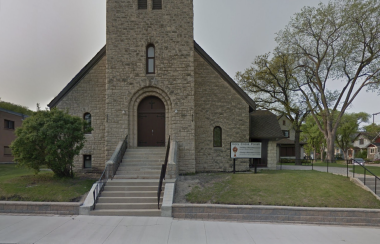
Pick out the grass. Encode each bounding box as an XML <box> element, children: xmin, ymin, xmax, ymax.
<box><xmin>0</xmin><ymin>164</ymin><xmax>97</xmax><ymax>202</ymax></box>
<box><xmin>186</xmin><ymin>170</ymin><xmax>380</xmax><ymax>208</ymax></box>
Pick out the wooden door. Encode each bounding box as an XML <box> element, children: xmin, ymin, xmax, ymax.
<box><xmin>138</xmin><ymin>96</ymin><xmax>165</xmax><ymax>147</ymax></box>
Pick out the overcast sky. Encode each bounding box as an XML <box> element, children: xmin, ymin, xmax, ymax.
<box><xmin>0</xmin><ymin>0</ymin><xmax>379</xmax><ymax>124</ymax></box>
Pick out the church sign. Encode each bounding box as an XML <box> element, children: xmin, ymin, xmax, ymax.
<box><xmin>230</xmin><ymin>142</ymin><xmax>261</xmax><ymax>159</ymax></box>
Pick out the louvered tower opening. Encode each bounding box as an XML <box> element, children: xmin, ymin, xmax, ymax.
<box><xmin>138</xmin><ymin>0</ymin><xmax>147</xmax><ymax>9</ymax></box>
<box><xmin>152</xmin><ymin>0</ymin><xmax>162</xmax><ymax>10</ymax></box>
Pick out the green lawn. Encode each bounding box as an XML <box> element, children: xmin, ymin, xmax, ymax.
<box><xmin>0</xmin><ymin>164</ymin><xmax>96</xmax><ymax>202</ymax></box>
<box><xmin>186</xmin><ymin>171</ymin><xmax>380</xmax><ymax>209</ymax></box>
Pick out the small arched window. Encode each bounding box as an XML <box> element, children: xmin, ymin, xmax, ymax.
<box><xmin>146</xmin><ymin>44</ymin><xmax>155</xmax><ymax>74</ymax></box>
<box><xmin>213</xmin><ymin>126</ymin><xmax>222</xmax><ymax>147</ymax></box>
<box><xmin>84</xmin><ymin>113</ymin><xmax>91</xmax><ymax>134</ymax></box>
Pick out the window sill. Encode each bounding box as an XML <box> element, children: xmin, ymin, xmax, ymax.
<box><xmin>213</xmin><ymin>147</ymin><xmax>223</xmax><ymax>151</ymax></box>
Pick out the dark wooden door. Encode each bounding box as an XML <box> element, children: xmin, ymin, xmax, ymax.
<box><xmin>138</xmin><ymin>96</ymin><xmax>165</xmax><ymax>147</ymax></box>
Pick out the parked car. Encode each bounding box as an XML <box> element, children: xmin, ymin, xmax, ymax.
<box><xmin>353</xmin><ymin>158</ymin><xmax>365</xmax><ymax>165</ymax></box>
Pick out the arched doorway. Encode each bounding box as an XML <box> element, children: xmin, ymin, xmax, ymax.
<box><xmin>138</xmin><ymin>96</ymin><xmax>165</xmax><ymax>147</ymax></box>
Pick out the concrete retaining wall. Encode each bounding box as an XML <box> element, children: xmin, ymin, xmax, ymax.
<box><xmin>172</xmin><ymin>204</ymin><xmax>380</xmax><ymax>226</ymax></box>
<box><xmin>0</xmin><ymin>201</ymin><xmax>80</xmax><ymax>215</ymax></box>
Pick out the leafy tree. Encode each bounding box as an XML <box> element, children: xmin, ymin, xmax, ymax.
<box><xmin>363</xmin><ymin>123</ymin><xmax>380</xmax><ymax>136</ymax></box>
<box><xmin>237</xmin><ymin>51</ymin><xmax>310</xmax><ymax>164</ymax></box>
<box><xmin>0</xmin><ymin>99</ymin><xmax>34</xmax><ymax>116</ymax></box>
<box><xmin>335</xmin><ymin>112</ymin><xmax>370</xmax><ymax>159</ymax></box>
<box><xmin>10</xmin><ymin>108</ymin><xmax>92</xmax><ymax>178</ymax></box>
<box><xmin>301</xmin><ymin>115</ymin><xmax>326</xmax><ymax>162</ymax></box>
<box><xmin>276</xmin><ymin>0</ymin><xmax>380</xmax><ymax>161</ymax></box>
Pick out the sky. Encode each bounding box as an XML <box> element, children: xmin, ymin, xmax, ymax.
<box><xmin>0</xmin><ymin>0</ymin><xmax>379</xmax><ymax>124</ymax></box>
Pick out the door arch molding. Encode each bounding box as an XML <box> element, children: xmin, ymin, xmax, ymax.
<box><xmin>128</xmin><ymin>87</ymin><xmax>172</xmax><ymax>148</ymax></box>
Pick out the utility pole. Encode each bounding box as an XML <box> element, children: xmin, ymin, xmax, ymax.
<box><xmin>373</xmin><ymin>112</ymin><xmax>380</xmax><ymax>124</ymax></box>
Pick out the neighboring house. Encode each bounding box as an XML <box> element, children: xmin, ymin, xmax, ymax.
<box><xmin>349</xmin><ymin>132</ymin><xmax>378</xmax><ymax>158</ymax></box>
<box><xmin>367</xmin><ymin>133</ymin><xmax>380</xmax><ymax>161</ymax></box>
<box><xmin>276</xmin><ymin>115</ymin><xmax>305</xmax><ymax>160</ymax></box>
<box><xmin>0</xmin><ymin>108</ymin><xmax>26</xmax><ymax>163</ymax></box>
<box><xmin>47</xmin><ymin>0</ymin><xmax>284</xmax><ymax>173</ymax></box>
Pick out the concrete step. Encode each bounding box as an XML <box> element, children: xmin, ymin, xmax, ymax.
<box><xmin>90</xmin><ymin>209</ymin><xmax>161</xmax><ymax>216</ymax></box>
<box><xmin>117</xmin><ymin>165</ymin><xmax>162</xmax><ymax>171</ymax></box>
<box><xmin>98</xmin><ymin>197</ymin><xmax>159</xmax><ymax>204</ymax></box>
<box><xmin>107</xmin><ymin>179</ymin><xmax>159</xmax><ymax>187</ymax></box>
<box><xmin>116</xmin><ymin>170</ymin><xmax>161</xmax><ymax>176</ymax></box>
<box><xmin>100</xmin><ymin>191</ymin><xmax>162</xmax><ymax>197</ymax></box>
<box><xmin>113</xmin><ymin>175</ymin><xmax>160</xmax><ymax>179</ymax></box>
<box><xmin>95</xmin><ymin>203</ymin><xmax>160</xmax><ymax>210</ymax></box>
<box><xmin>104</xmin><ymin>186</ymin><xmax>160</xmax><ymax>191</ymax></box>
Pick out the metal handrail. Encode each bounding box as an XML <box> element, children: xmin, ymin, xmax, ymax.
<box><xmin>157</xmin><ymin>136</ymin><xmax>170</xmax><ymax>209</ymax></box>
<box><xmin>352</xmin><ymin>159</ymin><xmax>380</xmax><ymax>195</ymax></box>
<box><xmin>93</xmin><ymin>134</ymin><xmax>128</xmax><ymax>210</ymax></box>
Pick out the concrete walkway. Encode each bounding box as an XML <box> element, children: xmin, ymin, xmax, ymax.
<box><xmin>277</xmin><ymin>165</ymin><xmax>358</xmax><ymax>177</ymax></box>
<box><xmin>0</xmin><ymin>215</ymin><xmax>379</xmax><ymax>244</ymax></box>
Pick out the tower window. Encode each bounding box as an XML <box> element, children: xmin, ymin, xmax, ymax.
<box><xmin>138</xmin><ymin>0</ymin><xmax>147</xmax><ymax>9</ymax></box>
<box><xmin>153</xmin><ymin>0</ymin><xmax>162</xmax><ymax>10</ymax></box>
<box><xmin>213</xmin><ymin>126</ymin><xmax>222</xmax><ymax>147</ymax></box>
<box><xmin>84</xmin><ymin>113</ymin><xmax>91</xmax><ymax>134</ymax></box>
<box><xmin>146</xmin><ymin>44</ymin><xmax>155</xmax><ymax>74</ymax></box>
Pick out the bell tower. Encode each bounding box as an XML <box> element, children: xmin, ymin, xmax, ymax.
<box><xmin>105</xmin><ymin>0</ymin><xmax>196</xmax><ymax>173</ymax></box>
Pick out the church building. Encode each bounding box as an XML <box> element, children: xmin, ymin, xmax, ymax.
<box><xmin>48</xmin><ymin>0</ymin><xmax>284</xmax><ymax>175</ymax></box>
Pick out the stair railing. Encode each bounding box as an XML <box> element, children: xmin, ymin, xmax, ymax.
<box><xmin>352</xmin><ymin>159</ymin><xmax>380</xmax><ymax>195</ymax></box>
<box><xmin>157</xmin><ymin>136</ymin><xmax>170</xmax><ymax>209</ymax></box>
<box><xmin>92</xmin><ymin>134</ymin><xmax>128</xmax><ymax>210</ymax></box>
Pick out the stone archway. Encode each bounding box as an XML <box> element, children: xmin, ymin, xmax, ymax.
<box><xmin>128</xmin><ymin>87</ymin><xmax>172</xmax><ymax>148</ymax></box>
<box><xmin>137</xmin><ymin>96</ymin><xmax>165</xmax><ymax>147</ymax></box>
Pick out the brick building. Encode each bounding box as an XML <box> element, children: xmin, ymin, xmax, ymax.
<box><xmin>0</xmin><ymin>108</ymin><xmax>26</xmax><ymax>163</ymax></box>
<box><xmin>48</xmin><ymin>0</ymin><xmax>283</xmax><ymax>174</ymax></box>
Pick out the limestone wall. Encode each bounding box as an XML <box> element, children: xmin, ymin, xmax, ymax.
<box><xmin>106</xmin><ymin>0</ymin><xmax>196</xmax><ymax>173</ymax></box>
<box><xmin>56</xmin><ymin>56</ymin><xmax>106</xmax><ymax>172</ymax></box>
<box><xmin>194</xmin><ymin>52</ymin><xmax>250</xmax><ymax>172</ymax></box>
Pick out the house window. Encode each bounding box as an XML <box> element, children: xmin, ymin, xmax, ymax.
<box><xmin>138</xmin><ymin>0</ymin><xmax>147</xmax><ymax>9</ymax></box>
<box><xmin>84</xmin><ymin>113</ymin><xmax>91</xmax><ymax>134</ymax></box>
<box><xmin>152</xmin><ymin>0</ymin><xmax>162</xmax><ymax>9</ymax></box>
<box><xmin>282</xmin><ymin>130</ymin><xmax>289</xmax><ymax>138</ymax></box>
<box><xmin>359</xmin><ymin>139</ymin><xmax>364</xmax><ymax>145</ymax></box>
<box><xmin>4</xmin><ymin>119</ymin><xmax>15</xmax><ymax>130</ymax></box>
<box><xmin>146</xmin><ymin>44</ymin><xmax>155</xmax><ymax>74</ymax></box>
<box><xmin>370</xmin><ymin>148</ymin><xmax>375</xmax><ymax>154</ymax></box>
<box><xmin>83</xmin><ymin>155</ymin><xmax>92</xmax><ymax>168</ymax></box>
<box><xmin>4</xmin><ymin>146</ymin><xmax>12</xmax><ymax>156</ymax></box>
<box><xmin>213</xmin><ymin>126</ymin><xmax>222</xmax><ymax>147</ymax></box>
<box><xmin>283</xmin><ymin>120</ymin><xmax>285</xmax><ymax>126</ymax></box>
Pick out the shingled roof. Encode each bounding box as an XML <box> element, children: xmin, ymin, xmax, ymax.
<box><xmin>250</xmin><ymin>110</ymin><xmax>284</xmax><ymax>140</ymax></box>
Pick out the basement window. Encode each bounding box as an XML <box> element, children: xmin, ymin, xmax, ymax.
<box><xmin>4</xmin><ymin>146</ymin><xmax>12</xmax><ymax>156</ymax></box>
<box><xmin>83</xmin><ymin>155</ymin><xmax>92</xmax><ymax>168</ymax></box>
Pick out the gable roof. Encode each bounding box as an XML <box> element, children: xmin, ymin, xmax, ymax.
<box><xmin>48</xmin><ymin>46</ymin><xmax>106</xmax><ymax>108</ymax></box>
<box><xmin>250</xmin><ymin>110</ymin><xmax>284</xmax><ymax>139</ymax></box>
<box><xmin>48</xmin><ymin>43</ymin><xmax>256</xmax><ymax>110</ymax></box>
<box><xmin>352</xmin><ymin>132</ymin><xmax>378</xmax><ymax>142</ymax></box>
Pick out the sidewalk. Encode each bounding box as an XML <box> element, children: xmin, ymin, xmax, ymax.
<box><xmin>0</xmin><ymin>214</ymin><xmax>379</xmax><ymax>244</ymax></box>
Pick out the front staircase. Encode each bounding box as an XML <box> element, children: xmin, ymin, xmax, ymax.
<box><xmin>90</xmin><ymin>148</ymin><xmax>166</xmax><ymax>216</ymax></box>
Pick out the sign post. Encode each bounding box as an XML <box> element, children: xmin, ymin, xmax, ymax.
<box><xmin>230</xmin><ymin>142</ymin><xmax>261</xmax><ymax>174</ymax></box>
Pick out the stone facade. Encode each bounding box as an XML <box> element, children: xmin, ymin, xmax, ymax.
<box><xmin>56</xmin><ymin>56</ymin><xmax>106</xmax><ymax>172</ymax></box>
<box><xmin>106</xmin><ymin>0</ymin><xmax>196</xmax><ymax>173</ymax></box>
<box><xmin>194</xmin><ymin>52</ymin><xmax>250</xmax><ymax>172</ymax></box>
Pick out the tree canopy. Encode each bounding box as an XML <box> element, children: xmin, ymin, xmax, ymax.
<box><xmin>10</xmin><ymin>109</ymin><xmax>92</xmax><ymax>178</ymax></box>
<box><xmin>274</xmin><ymin>0</ymin><xmax>380</xmax><ymax>160</ymax></box>
<box><xmin>0</xmin><ymin>99</ymin><xmax>34</xmax><ymax>116</ymax></box>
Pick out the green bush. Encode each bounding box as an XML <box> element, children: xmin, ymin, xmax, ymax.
<box><xmin>10</xmin><ymin>109</ymin><xmax>92</xmax><ymax>178</ymax></box>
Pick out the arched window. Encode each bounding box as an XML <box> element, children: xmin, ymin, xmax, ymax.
<box><xmin>84</xmin><ymin>113</ymin><xmax>91</xmax><ymax>134</ymax></box>
<box><xmin>146</xmin><ymin>44</ymin><xmax>155</xmax><ymax>74</ymax></box>
<box><xmin>213</xmin><ymin>126</ymin><xmax>222</xmax><ymax>147</ymax></box>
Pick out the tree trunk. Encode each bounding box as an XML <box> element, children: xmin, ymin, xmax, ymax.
<box><xmin>294</xmin><ymin>129</ymin><xmax>301</xmax><ymax>165</ymax></box>
<box><xmin>326</xmin><ymin>132</ymin><xmax>336</xmax><ymax>162</ymax></box>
